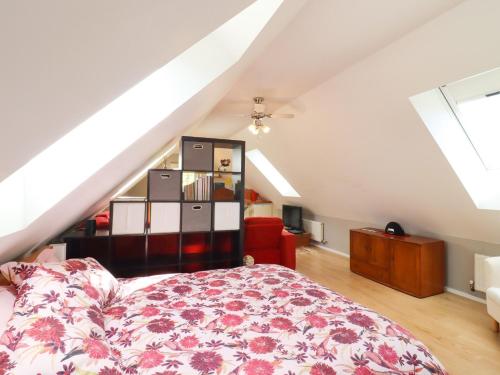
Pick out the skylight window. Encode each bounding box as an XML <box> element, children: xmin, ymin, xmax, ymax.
<box><xmin>440</xmin><ymin>68</ymin><xmax>500</xmax><ymax>170</ymax></box>
<box><xmin>246</xmin><ymin>149</ymin><xmax>300</xmax><ymax>197</ymax></box>
<box><xmin>0</xmin><ymin>0</ymin><xmax>284</xmax><ymax>237</ymax></box>
<box><xmin>410</xmin><ymin>66</ymin><xmax>500</xmax><ymax>210</ymax></box>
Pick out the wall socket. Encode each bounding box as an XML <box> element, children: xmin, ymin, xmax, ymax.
<box><xmin>469</xmin><ymin>279</ymin><xmax>475</xmax><ymax>292</ymax></box>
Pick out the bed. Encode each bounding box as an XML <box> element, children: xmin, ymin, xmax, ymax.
<box><xmin>0</xmin><ymin>258</ymin><xmax>447</xmax><ymax>374</ymax></box>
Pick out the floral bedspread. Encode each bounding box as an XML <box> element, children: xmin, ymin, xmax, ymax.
<box><xmin>0</xmin><ymin>259</ymin><xmax>447</xmax><ymax>374</ymax></box>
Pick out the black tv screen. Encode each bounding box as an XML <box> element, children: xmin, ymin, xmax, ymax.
<box><xmin>282</xmin><ymin>205</ymin><xmax>302</xmax><ymax>230</ymax></box>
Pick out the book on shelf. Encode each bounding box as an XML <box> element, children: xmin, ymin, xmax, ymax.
<box><xmin>184</xmin><ymin>175</ymin><xmax>212</xmax><ymax>201</ymax></box>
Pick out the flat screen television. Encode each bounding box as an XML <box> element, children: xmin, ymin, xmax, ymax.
<box><xmin>282</xmin><ymin>205</ymin><xmax>303</xmax><ymax>233</ymax></box>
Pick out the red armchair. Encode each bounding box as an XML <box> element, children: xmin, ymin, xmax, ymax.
<box><xmin>244</xmin><ymin>217</ymin><xmax>296</xmax><ymax>269</ymax></box>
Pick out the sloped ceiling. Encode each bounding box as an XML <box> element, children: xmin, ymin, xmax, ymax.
<box><xmin>193</xmin><ymin>0</ymin><xmax>463</xmax><ymax>138</ymax></box>
<box><xmin>225</xmin><ymin>0</ymin><xmax>500</xmax><ymax>244</ymax></box>
<box><xmin>193</xmin><ymin>0</ymin><xmax>500</xmax><ymax>243</ymax></box>
<box><xmin>0</xmin><ymin>0</ymin><xmax>250</xmax><ymax>180</ymax></box>
<box><xmin>0</xmin><ymin>0</ymin><xmax>305</xmax><ymax>262</ymax></box>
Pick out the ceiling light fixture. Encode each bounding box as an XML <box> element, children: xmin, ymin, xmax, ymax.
<box><xmin>248</xmin><ymin>119</ymin><xmax>271</xmax><ymax>135</ymax></box>
<box><xmin>242</xmin><ymin>97</ymin><xmax>294</xmax><ymax>136</ymax></box>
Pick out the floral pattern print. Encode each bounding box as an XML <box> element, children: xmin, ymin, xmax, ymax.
<box><xmin>0</xmin><ymin>258</ymin><xmax>119</xmax><ymax>374</ymax></box>
<box><xmin>0</xmin><ymin>261</ymin><xmax>447</xmax><ymax>374</ymax></box>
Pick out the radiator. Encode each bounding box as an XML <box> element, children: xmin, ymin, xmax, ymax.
<box><xmin>474</xmin><ymin>253</ymin><xmax>490</xmax><ymax>292</ymax></box>
<box><xmin>303</xmin><ymin>219</ymin><xmax>324</xmax><ymax>243</ymax></box>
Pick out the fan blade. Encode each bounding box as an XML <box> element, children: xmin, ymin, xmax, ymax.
<box><xmin>228</xmin><ymin>114</ymin><xmax>251</xmax><ymax>117</ymax></box>
<box><xmin>267</xmin><ymin>113</ymin><xmax>294</xmax><ymax>119</ymax></box>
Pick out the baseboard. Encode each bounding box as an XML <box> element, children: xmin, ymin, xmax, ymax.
<box><xmin>311</xmin><ymin>242</ymin><xmax>350</xmax><ymax>258</ymax></box>
<box><xmin>310</xmin><ymin>242</ymin><xmax>486</xmax><ymax>304</ymax></box>
<box><xmin>444</xmin><ymin>287</ymin><xmax>486</xmax><ymax>304</ymax></box>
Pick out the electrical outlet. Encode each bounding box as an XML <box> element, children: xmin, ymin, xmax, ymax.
<box><xmin>469</xmin><ymin>280</ymin><xmax>475</xmax><ymax>292</ymax></box>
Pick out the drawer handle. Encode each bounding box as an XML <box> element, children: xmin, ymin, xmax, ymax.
<box><xmin>192</xmin><ymin>205</ymin><xmax>202</xmax><ymax>210</ymax></box>
<box><xmin>160</xmin><ymin>174</ymin><xmax>171</xmax><ymax>179</ymax></box>
<box><xmin>193</xmin><ymin>144</ymin><xmax>204</xmax><ymax>150</ymax></box>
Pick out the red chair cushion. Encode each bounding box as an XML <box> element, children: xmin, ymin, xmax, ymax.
<box><xmin>244</xmin><ymin>217</ymin><xmax>284</xmax><ymax>250</ymax></box>
<box><xmin>245</xmin><ymin>217</ymin><xmax>282</xmax><ymax>226</ymax></box>
<box><xmin>246</xmin><ymin>247</ymin><xmax>281</xmax><ymax>265</ymax></box>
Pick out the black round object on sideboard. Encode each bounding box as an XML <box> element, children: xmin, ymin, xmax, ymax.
<box><xmin>384</xmin><ymin>222</ymin><xmax>405</xmax><ymax>236</ymax></box>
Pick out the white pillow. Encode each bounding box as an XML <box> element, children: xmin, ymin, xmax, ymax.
<box><xmin>34</xmin><ymin>245</ymin><xmax>61</xmax><ymax>263</ymax></box>
<box><xmin>0</xmin><ymin>286</ymin><xmax>15</xmax><ymax>334</ymax></box>
<box><xmin>0</xmin><ymin>245</ymin><xmax>64</xmax><ymax>331</ymax></box>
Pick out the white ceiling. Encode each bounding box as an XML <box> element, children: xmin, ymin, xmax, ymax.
<box><xmin>193</xmin><ymin>0</ymin><xmax>463</xmax><ymax>138</ymax></box>
<box><xmin>0</xmin><ymin>0</ymin><xmax>255</xmax><ymax>181</ymax></box>
<box><xmin>231</xmin><ymin>0</ymin><xmax>500</xmax><ymax>245</ymax></box>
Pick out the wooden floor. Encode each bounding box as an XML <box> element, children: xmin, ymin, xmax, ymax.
<box><xmin>296</xmin><ymin>246</ymin><xmax>500</xmax><ymax>375</ymax></box>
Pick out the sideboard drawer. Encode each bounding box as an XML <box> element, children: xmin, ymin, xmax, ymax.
<box><xmin>351</xmin><ymin>258</ymin><xmax>389</xmax><ymax>284</ymax></box>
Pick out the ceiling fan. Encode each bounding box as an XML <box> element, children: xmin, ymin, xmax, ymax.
<box><xmin>238</xmin><ymin>97</ymin><xmax>294</xmax><ymax>135</ymax></box>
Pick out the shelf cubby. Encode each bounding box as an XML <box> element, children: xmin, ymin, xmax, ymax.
<box><xmin>213</xmin><ymin>142</ymin><xmax>242</xmax><ymax>173</ymax></box>
<box><xmin>149</xmin><ymin>202</ymin><xmax>180</xmax><ymax>234</ymax></box>
<box><xmin>213</xmin><ymin>231</ymin><xmax>240</xmax><ymax>261</ymax></box>
<box><xmin>65</xmin><ymin>235</ymin><xmax>110</xmax><ymax>268</ymax></box>
<box><xmin>181</xmin><ymin>232</ymin><xmax>212</xmax><ymax>263</ymax></box>
<box><xmin>182</xmin><ymin>140</ymin><xmax>213</xmax><ymax>171</ymax></box>
<box><xmin>213</xmin><ymin>173</ymin><xmax>242</xmax><ymax>201</ymax></box>
<box><xmin>182</xmin><ymin>171</ymin><xmax>213</xmax><ymax>201</ymax></box>
<box><xmin>148</xmin><ymin>170</ymin><xmax>181</xmax><ymax>201</ymax></box>
<box><xmin>110</xmin><ymin>199</ymin><xmax>147</xmax><ymax>235</ymax></box>
<box><xmin>182</xmin><ymin>203</ymin><xmax>212</xmax><ymax>232</ymax></box>
<box><xmin>214</xmin><ymin>202</ymin><xmax>240</xmax><ymax>231</ymax></box>
<box><xmin>147</xmin><ymin>233</ymin><xmax>180</xmax><ymax>266</ymax></box>
<box><xmin>109</xmin><ymin>235</ymin><xmax>147</xmax><ymax>277</ymax></box>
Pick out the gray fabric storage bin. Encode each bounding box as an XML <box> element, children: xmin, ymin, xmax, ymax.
<box><xmin>182</xmin><ymin>203</ymin><xmax>212</xmax><ymax>232</ymax></box>
<box><xmin>148</xmin><ymin>170</ymin><xmax>181</xmax><ymax>201</ymax></box>
<box><xmin>183</xmin><ymin>141</ymin><xmax>213</xmax><ymax>171</ymax></box>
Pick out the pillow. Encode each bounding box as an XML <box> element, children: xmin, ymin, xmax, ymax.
<box><xmin>0</xmin><ymin>245</ymin><xmax>62</xmax><ymax>286</ymax></box>
<box><xmin>34</xmin><ymin>245</ymin><xmax>60</xmax><ymax>263</ymax></box>
<box><xmin>0</xmin><ymin>274</ymin><xmax>8</xmax><ymax>286</ymax></box>
<box><xmin>0</xmin><ymin>259</ymin><xmax>118</xmax><ymax>373</ymax></box>
<box><xmin>0</xmin><ymin>285</ymin><xmax>15</xmax><ymax>334</ymax></box>
<box><xmin>0</xmin><ymin>257</ymin><xmax>119</xmax><ymax>307</ymax></box>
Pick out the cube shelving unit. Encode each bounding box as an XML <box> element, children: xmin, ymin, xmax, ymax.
<box><xmin>106</xmin><ymin>136</ymin><xmax>245</xmax><ymax>277</ymax></box>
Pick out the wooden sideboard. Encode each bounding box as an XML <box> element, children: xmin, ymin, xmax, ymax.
<box><xmin>350</xmin><ymin>228</ymin><xmax>445</xmax><ymax>298</ymax></box>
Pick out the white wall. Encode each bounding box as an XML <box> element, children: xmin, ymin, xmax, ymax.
<box><xmin>232</xmin><ymin>0</ymin><xmax>500</xmax><ymax>295</ymax></box>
